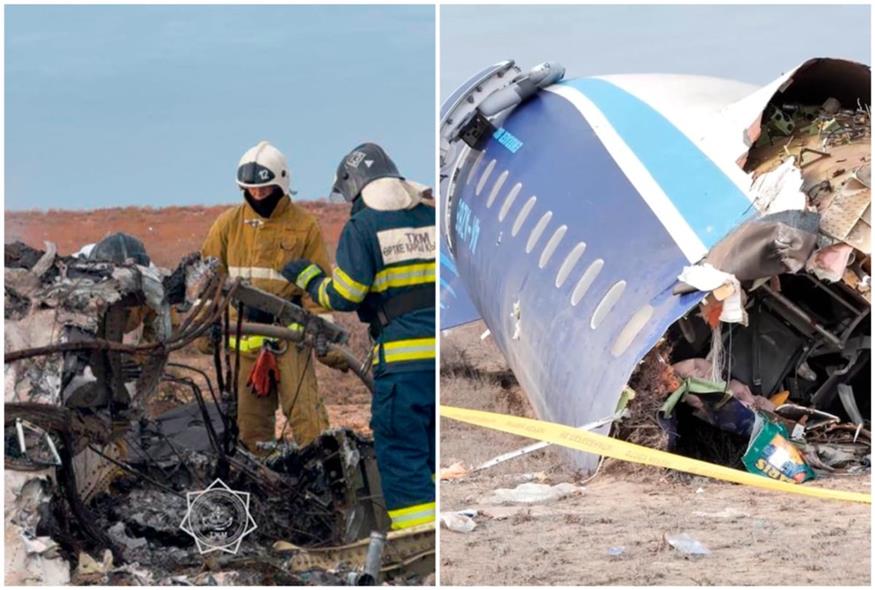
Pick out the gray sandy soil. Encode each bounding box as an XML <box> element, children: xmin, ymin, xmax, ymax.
<box><xmin>439</xmin><ymin>322</ymin><xmax>871</xmax><ymax>586</ymax></box>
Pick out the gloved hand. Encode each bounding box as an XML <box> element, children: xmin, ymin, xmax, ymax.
<box><xmin>247</xmin><ymin>347</ymin><xmax>280</xmax><ymax>397</ymax></box>
<box><xmin>281</xmin><ymin>259</ymin><xmax>324</xmax><ymax>290</ymax></box>
<box><xmin>317</xmin><ymin>347</ymin><xmax>350</xmax><ymax>372</ymax></box>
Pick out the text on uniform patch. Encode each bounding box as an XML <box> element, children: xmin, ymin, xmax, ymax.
<box><xmin>377</xmin><ymin>226</ymin><xmax>436</xmax><ymax>264</ymax></box>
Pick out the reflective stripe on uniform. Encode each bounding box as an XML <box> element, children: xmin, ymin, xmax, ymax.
<box><xmin>228</xmin><ymin>323</ymin><xmax>303</xmax><ymax>352</ymax></box>
<box><xmin>317</xmin><ymin>279</ymin><xmax>332</xmax><ymax>309</ymax></box>
<box><xmin>228</xmin><ymin>334</ymin><xmax>268</xmax><ymax>353</ymax></box>
<box><xmin>332</xmin><ymin>267</ymin><xmax>368</xmax><ymax>302</ymax></box>
<box><xmin>296</xmin><ymin>264</ymin><xmax>323</xmax><ymax>289</ymax></box>
<box><xmin>228</xmin><ymin>266</ymin><xmax>288</xmax><ymax>283</ymax></box>
<box><xmin>388</xmin><ymin>501</ymin><xmax>436</xmax><ymax>530</ymax></box>
<box><xmin>374</xmin><ymin>337</ymin><xmax>436</xmax><ymax>364</ymax></box>
<box><xmin>370</xmin><ymin>262</ymin><xmax>435</xmax><ymax>293</ymax></box>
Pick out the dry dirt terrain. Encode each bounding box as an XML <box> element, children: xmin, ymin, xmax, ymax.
<box><xmin>5</xmin><ymin>202</ymin><xmax>348</xmax><ymax>269</ymax></box>
<box><xmin>5</xmin><ymin>202</ymin><xmax>374</xmax><ymax>436</ymax></box>
<box><xmin>440</xmin><ymin>322</ymin><xmax>871</xmax><ymax>586</ymax></box>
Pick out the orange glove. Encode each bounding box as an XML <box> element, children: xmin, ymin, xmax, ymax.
<box><xmin>247</xmin><ymin>347</ymin><xmax>279</xmax><ymax>397</ymax></box>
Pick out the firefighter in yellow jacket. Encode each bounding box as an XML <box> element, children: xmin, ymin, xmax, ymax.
<box><xmin>201</xmin><ymin>140</ymin><xmax>339</xmax><ymax>451</ymax></box>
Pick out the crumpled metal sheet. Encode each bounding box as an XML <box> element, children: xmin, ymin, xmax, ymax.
<box><xmin>703</xmin><ymin>209</ymin><xmax>821</xmax><ymax>281</ymax></box>
<box><xmin>820</xmin><ymin>186</ymin><xmax>871</xmax><ymax>254</ymax></box>
<box><xmin>72</xmin><ymin>441</ymin><xmax>129</xmax><ymax>502</ymax></box>
<box><xmin>139</xmin><ymin>264</ymin><xmax>172</xmax><ymax>341</ymax></box>
<box><xmin>6</xmin><ymin>243</ymin><xmax>168</xmax><ymax>337</ymax></box>
<box><xmin>4</xmin><ymin>473</ymin><xmax>71</xmax><ymax>585</ymax></box>
<box><xmin>274</xmin><ymin>523</ymin><xmax>435</xmax><ymax>575</ymax></box>
<box><xmin>4</xmin><ymin>311</ymin><xmax>65</xmax><ymax>404</ymax></box>
<box><xmin>4</xmin><ymin>243</ymin><xmax>179</xmax><ymax>580</ymax></box>
<box><xmin>5</xmin><ymin>244</ymin><xmax>171</xmax><ymax>407</ymax></box>
<box><xmin>750</xmin><ymin>158</ymin><xmax>807</xmax><ymax>214</ymax></box>
<box><xmin>36</xmin><ymin>267</ymin><xmax>129</xmax><ymax>333</ymax></box>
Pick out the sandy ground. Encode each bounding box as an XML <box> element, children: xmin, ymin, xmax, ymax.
<box><xmin>439</xmin><ymin>322</ymin><xmax>871</xmax><ymax>586</ymax></box>
<box><xmin>6</xmin><ymin>202</ymin><xmax>374</xmax><ymax>436</ymax></box>
<box><xmin>5</xmin><ymin>201</ymin><xmax>348</xmax><ymax>268</ymax></box>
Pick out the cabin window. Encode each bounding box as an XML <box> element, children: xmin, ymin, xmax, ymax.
<box><xmin>486</xmin><ymin>170</ymin><xmax>509</xmax><ymax>208</ymax></box>
<box><xmin>611</xmin><ymin>304</ymin><xmax>654</xmax><ymax>357</ymax></box>
<box><xmin>499</xmin><ymin>182</ymin><xmax>523</xmax><ymax>221</ymax></box>
<box><xmin>525</xmin><ymin>211</ymin><xmax>553</xmax><ymax>254</ymax></box>
<box><xmin>476</xmin><ymin>159</ymin><xmax>497</xmax><ymax>196</ymax></box>
<box><xmin>571</xmin><ymin>259</ymin><xmax>604</xmax><ymax>305</ymax></box>
<box><xmin>591</xmin><ymin>280</ymin><xmax>626</xmax><ymax>329</ymax></box>
<box><xmin>466</xmin><ymin>151</ymin><xmax>485</xmax><ymax>186</ymax></box>
<box><xmin>556</xmin><ymin>242</ymin><xmax>586</xmax><ymax>288</ymax></box>
<box><xmin>539</xmin><ymin>225</ymin><xmax>567</xmax><ymax>269</ymax></box>
<box><xmin>512</xmin><ymin>196</ymin><xmax>537</xmax><ymax>236</ymax></box>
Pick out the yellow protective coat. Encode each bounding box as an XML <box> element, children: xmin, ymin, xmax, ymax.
<box><xmin>201</xmin><ymin>196</ymin><xmax>331</xmax><ymax>450</ymax></box>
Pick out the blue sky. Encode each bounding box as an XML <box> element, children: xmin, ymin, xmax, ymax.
<box><xmin>5</xmin><ymin>5</ymin><xmax>435</xmax><ymax>210</ymax></box>
<box><xmin>442</xmin><ymin>4</ymin><xmax>870</xmax><ymax>98</ymax></box>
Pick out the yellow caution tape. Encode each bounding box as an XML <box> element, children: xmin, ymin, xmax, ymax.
<box><xmin>440</xmin><ymin>405</ymin><xmax>871</xmax><ymax>505</ymax></box>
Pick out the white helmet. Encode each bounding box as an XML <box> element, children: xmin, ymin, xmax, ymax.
<box><xmin>236</xmin><ymin>140</ymin><xmax>290</xmax><ymax>195</ymax></box>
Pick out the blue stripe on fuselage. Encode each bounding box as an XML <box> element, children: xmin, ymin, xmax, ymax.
<box><xmin>450</xmin><ymin>89</ymin><xmax>704</xmax><ymax>445</ymax></box>
<box><xmin>455</xmin><ymin>90</ymin><xmax>688</xmax><ymax>303</ymax></box>
<box><xmin>562</xmin><ymin>78</ymin><xmax>753</xmax><ymax>249</ymax></box>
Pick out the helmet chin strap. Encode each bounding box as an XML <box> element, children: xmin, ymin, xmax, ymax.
<box><xmin>244</xmin><ymin>186</ymin><xmax>285</xmax><ymax>218</ymax></box>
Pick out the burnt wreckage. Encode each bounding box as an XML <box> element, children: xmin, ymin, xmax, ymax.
<box><xmin>4</xmin><ymin>243</ymin><xmax>432</xmax><ymax>585</ymax></box>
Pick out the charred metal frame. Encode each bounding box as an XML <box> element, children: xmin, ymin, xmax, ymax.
<box><xmin>5</xmin><ymin>251</ymin><xmax>386</xmax><ymax>569</ymax></box>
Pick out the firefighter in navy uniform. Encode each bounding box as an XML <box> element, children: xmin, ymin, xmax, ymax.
<box><xmin>282</xmin><ymin>143</ymin><xmax>435</xmax><ymax>531</ymax></box>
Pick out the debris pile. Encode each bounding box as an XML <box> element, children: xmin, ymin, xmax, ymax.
<box><xmin>617</xmin><ymin>84</ymin><xmax>870</xmax><ymax>484</ymax></box>
<box><xmin>748</xmin><ymin>94</ymin><xmax>870</xmax><ymax>299</ymax></box>
<box><xmin>48</xmin><ymin>422</ymin><xmax>387</xmax><ymax>584</ymax></box>
<box><xmin>612</xmin><ymin>341</ymin><xmax>678</xmax><ymax>453</ymax></box>
<box><xmin>4</xmin><ymin>242</ymin><xmax>432</xmax><ymax>585</ymax></box>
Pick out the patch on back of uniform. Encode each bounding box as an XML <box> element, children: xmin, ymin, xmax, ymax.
<box><xmin>377</xmin><ymin>226</ymin><xmax>436</xmax><ymax>264</ymax></box>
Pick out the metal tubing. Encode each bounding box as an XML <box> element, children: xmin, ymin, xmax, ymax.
<box><xmin>363</xmin><ymin>531</ymin><xmax>387</xmax><ymax>585</ymax></box>
<box><xmin>761</xmin><ymin>285</ymin><xmax>843</xmax><ymax>349</ymax></box>
<box><xmin>804</xmin><ymin>274</ymin><xmax>864</xmax><ymax>315</ymax></box>
<box><xmin>225</xmin><ymin>323</ymin><xmax>375</xmax><ymax>393</ymax></box>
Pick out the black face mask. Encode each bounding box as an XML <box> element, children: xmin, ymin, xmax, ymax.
<box><xmin>244</xmin><ymin>187</ymin><xmax>285</xmax><ymax>218</ymax></box>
